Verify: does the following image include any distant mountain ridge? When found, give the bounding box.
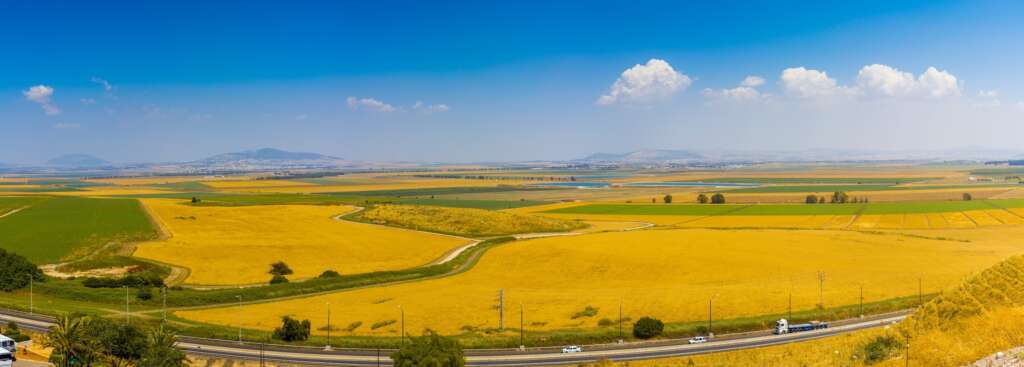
[199,148,340,163]
[579,149,703,163]
[46,154,110,167]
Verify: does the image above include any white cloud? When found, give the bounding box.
[856,64,961,98]
[780,67,850,98]
[53,122,80,129]
[91,76,114,92]
[347,96,395,112]
[740,75,765,87]
[413,101,450,114]
[597,59,691,105]
[22,85,60,115]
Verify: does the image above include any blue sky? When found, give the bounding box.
[3,0,1023,164]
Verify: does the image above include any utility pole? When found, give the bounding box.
[918,278,923,307]
[125,285,129,324]
[817,271,825,308]
[236,295,243,344]
[618,299,623,342]
[519,304,524,350]
[708,294,719,337]
[859,285,864,317]
[326,302,332,350]
[28,276,33,315]
[498,289,505,332]
[162,286,167,324]
[788,292,792,321]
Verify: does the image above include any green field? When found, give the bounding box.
[0,196,157,264]
[547,199,1024,216]
[679,177,937,184]
[970,167,1024,176]
[326,185,554,197]
[719,184,1009,193]
[0,196,44,214]
[395,198,549,210]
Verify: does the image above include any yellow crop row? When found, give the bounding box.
[133,199,468,285]
[178,227,1022,336]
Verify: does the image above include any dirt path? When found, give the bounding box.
[0,206,28,219]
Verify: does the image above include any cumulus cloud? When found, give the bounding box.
[597,59,691,105]
[347,96,395,112]
[23,85,60,115]
[91,77,114,92]
[856,64,961,98]
[740,75,765,87]
[413,101,450,114]
[780,67,851,98]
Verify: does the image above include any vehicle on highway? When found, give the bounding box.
[561,345,582,353]
[0,335,14,356]
[0,349,13,367]
[688,336,707,344]
[773,319,829,335]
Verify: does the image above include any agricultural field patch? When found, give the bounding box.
[178,227,1023,337]
[133,199,468,285]
[358,204,586,237]
[394,198,549,210]
[0,196,157,264]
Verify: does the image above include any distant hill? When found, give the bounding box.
[579,149,703,163]
[46,154,110,168]
[199,148,339,163]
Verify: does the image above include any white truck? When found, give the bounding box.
[773,318,829,335]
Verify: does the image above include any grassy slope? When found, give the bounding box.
[547,199,1024,216]
[0,196,157,263]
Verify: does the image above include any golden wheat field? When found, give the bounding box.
[199,179,312,188]
[178,226,1024,336]
[360,204,587,237]
[133,199,469,285]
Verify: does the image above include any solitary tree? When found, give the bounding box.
[710,193,726,204]
[963,193,973,201]
[269,261,294,276]
[697,193,709,204]
[391,329,465,367]
[663,194,673,204]
[805,195,818,204]
[632,317,664,339]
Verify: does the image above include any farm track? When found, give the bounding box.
[0,205,28,219]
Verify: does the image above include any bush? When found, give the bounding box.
[963,193,973,201]
[805,195,819,204]
[710,193,726,204]
[0,249,44,292]
[597,318,615,327]
[82,273,164,289]
[391,330,464,367]
[571,306,599,319]
[136,287,154,301]
[663,194,673,204]
[269,274,289,284]
[862,335,902,364]
[632,316,664,339]
[272,316,311,342]
[696,193,709,204]
[318,270,341,278]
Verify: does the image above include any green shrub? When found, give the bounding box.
[0,249,44,292]
[272,316,311,342]
[862,335,902,364]
[571,306,599,319]
[318,270,341,278]
[632,317,664,339]
[136,287,153,301]
[269,275,289,284]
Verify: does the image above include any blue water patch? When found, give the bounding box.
[622,182,761,188]
[531,182,611,188]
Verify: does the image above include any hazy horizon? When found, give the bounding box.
[4,1,1024,164]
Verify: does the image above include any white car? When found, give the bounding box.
[561,345,582,353]
[0,349,13,367]
[688,336,707,344]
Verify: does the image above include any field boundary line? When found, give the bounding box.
[671,204,753,226]
[958,211,981,228]
[0,205,28,219]
[134,199,193,286]
[982,199,1024,220]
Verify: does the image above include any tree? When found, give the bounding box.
[632,317,664,339]
[44,315,94,367]
[805,195,819,204]
[391,329,465,367]
[137,325,189,367]
[963,193,973,201]
[85,317,148,367]
[696,193,709,204]
[319,270,341,278]
[136,286,153,301]
[270,274,289,284]
[0,249,44,292]
[273,316,311,342]
[710,193,726,204]
[663,194,673,204]
[269,261,294,276]
[831,191,849,204]
[818,196,826,204]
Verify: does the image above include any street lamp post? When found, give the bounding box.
[708,294,719,337]
[28,276,33,315]
[236,295,243,344]
[519,304,524,350]
[326,302,332,350]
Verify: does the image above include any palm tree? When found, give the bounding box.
[43,315,92,367]
[138,325,189,367]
